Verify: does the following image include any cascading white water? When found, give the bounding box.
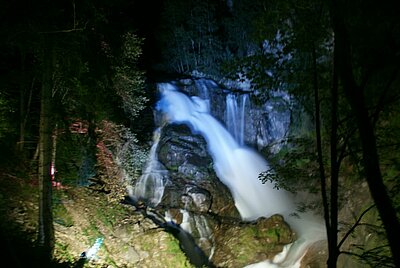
[133,128,168,206]
[240,94,248,145]
[226,93,248,145]
[194,79,211,104]
[180,188,215,260]
[157,83,292,219]
[226,94,238,141]
[156,82,325,267]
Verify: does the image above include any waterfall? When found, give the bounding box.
[226,93,248,145]
[180,187,215,260]
[156,82,325,267]
[157,82,292,219]
[132,128,167,206]
[194,79,211,102]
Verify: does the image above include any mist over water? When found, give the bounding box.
[156,82,325,267]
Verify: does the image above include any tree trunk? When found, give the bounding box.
[18,51,26,152]
[37,40,55,260]
[330,1,400,266]
[18,49,35,153]
[313,44,338,267]
[313,44,330,244]
[51,124,58,187]
[328,39,339,268]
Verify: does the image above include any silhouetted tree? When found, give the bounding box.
[330,0,400,266]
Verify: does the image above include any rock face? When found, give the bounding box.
[154,123,297,267]
[158,124,239,219]
[173,78,292,152]
[156,124,239,260]
[149,78,300,266]
[214,215,295,268]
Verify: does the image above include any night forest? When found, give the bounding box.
[1,0,400,267]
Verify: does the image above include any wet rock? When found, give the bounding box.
[158,124,210,172]
[300,240,328,268]
[186,186,211,213]
[152,89,296,267]
[255,214,294,245]
[176,77,292,152]
[155,123,241,260]
[158,124,239,219]
[213,215,295,268]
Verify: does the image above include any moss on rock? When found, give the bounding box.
[213,214,295,267]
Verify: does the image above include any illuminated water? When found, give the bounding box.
[133,128,167,206]
[156,82,325,267]
[226,93,248,145]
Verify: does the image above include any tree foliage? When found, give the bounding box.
[0,0,150,261]
[113,32,148,120]
[256,0,400,266]
[157,0,230,75]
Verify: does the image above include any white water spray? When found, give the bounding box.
[156,82,325,267]
[133,128,168,206]
[180,188,216,260]
[226,93,248,145]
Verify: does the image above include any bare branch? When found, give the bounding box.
[337,204,376,250]
[39,28,85,34]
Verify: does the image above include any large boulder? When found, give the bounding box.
[157,124,240,219]
[154,123,299,267]
[213,214,296,268]
[155,123,239,258]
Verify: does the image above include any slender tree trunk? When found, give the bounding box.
[19,83,35,152]
[330,1,400,266]
[18,51,27,152]
[343,77,400,267]
[313,45,333,267]
[51,124,58,187]
[328,40,339,268]
[18,53,26,152]
[18,49,35,153]
[37,40,55,260]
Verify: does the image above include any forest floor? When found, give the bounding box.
[0,149,388,268]
[0,168,192,268]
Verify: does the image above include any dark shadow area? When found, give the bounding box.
[0,229,76,268]
[0,225,91,268]
[0,168,85,268]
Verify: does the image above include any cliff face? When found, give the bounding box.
[152,123,297,267]
[175,78,293,152]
